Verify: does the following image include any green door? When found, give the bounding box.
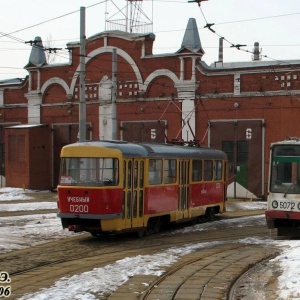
[236,164,248,188]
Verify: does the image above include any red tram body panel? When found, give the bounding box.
[57,141,228,236]
[190,182,224,207]
[144,185,178,214]
[265,210,300,229]
[58,187,123,217]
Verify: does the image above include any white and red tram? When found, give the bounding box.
[266,137,300,236]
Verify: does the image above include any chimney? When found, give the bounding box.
[215,37,224,67]
[218,37,224,63]
[253,42,261,61]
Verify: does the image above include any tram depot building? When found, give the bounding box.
[1,17,300,198]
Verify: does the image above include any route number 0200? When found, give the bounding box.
[69,204,89,213]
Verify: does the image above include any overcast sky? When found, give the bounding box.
[1,0,300,80]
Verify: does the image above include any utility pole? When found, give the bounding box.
[111,48,117,140]
[79,6,86,142]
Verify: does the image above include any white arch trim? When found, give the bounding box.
[70,47,143,94]
[143,69,179,92]
[41,77,71,96]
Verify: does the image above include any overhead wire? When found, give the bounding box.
[2,0,300,132]
[197,2,300,65]
[0,1,299,53]
[1,0,300,89]
[192,1,300,127]
[0,1,106,39]
[0,0,107,74]
[195,2,300,73]
[0,1,299,65]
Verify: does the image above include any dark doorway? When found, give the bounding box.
[210,120,264,198]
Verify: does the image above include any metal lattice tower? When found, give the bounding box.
[105,0,153,33]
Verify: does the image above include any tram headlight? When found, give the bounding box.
[272,200,278,209]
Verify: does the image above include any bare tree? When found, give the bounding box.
[44,34,58,64]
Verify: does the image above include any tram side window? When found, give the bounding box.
[98,158,119,185]
[204,160,213,181]
[127,161,132,188]
[123,161,126,188]
[192,160,202,182]
[59,157,81,185]
[60,157,119,186]
[214,160,223,180]
[149,159,162,185]
[134,161,138,188]
[139,161,144,188]
[164,159,177,184]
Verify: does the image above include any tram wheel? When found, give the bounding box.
[147,218,161,234]
[137,229,145,238]
[191,218,197,225]
[197,216,206,224]
[207,208,215,221]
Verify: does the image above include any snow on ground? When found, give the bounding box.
[0,188,299,299]
[271,240,300,299]
[0,203,56,211]
[0,214,74,252]
[226,200,267,211]
[0,188,72,252]
[0,188,50,201]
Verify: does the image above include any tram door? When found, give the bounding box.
[178,160,190,219]
[123,159,145,230]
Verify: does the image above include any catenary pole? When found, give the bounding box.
[79,6,86,142]
[111,48,117,140]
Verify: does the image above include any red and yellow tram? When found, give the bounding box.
[57,141,228,236]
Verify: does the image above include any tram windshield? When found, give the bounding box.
[270,145,300,193]
[59,157,119,186]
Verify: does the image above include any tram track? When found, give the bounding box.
[133,243,278,300]
[138,244,245,300]
[0,185,278,299]
[7,223,268,277]
[1,213,280,299]
[108,234,279,300]
[2,212,267,273]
